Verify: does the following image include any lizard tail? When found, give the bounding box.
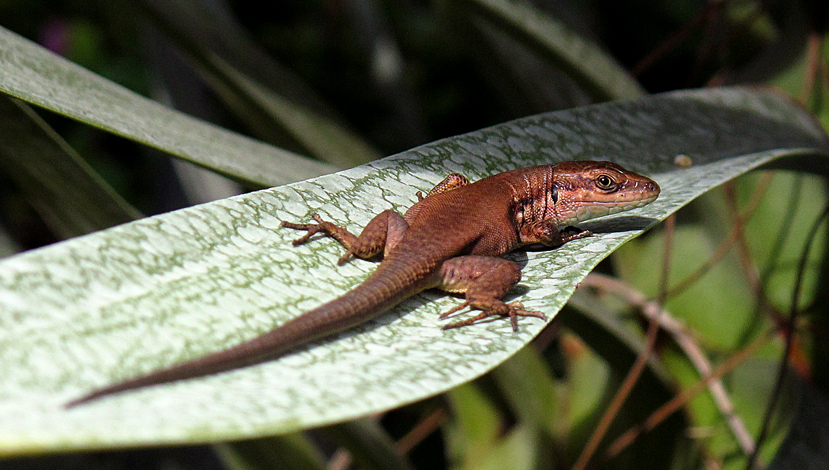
[66,264,428,408]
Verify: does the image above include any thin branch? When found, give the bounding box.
[632,0,727,77]
[571,215,676,470]
[329,405,449,469]
[745,204,829,469]
[687,0,727,87]
[328,449,352,470]
[800,31,824,103]
[724,179,812,382]
[724,181,765,300]
[584,273,756,455]
[604,328,774,461]
[701,0,769,86]
[664,174,772,300]
[739,174,805,347]
[396,407,450,454]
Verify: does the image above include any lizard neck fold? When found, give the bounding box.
[504,165,559,232]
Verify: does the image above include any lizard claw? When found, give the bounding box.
[336,250,354,265]
[438,301,470,320]
[281,213,323,245]
[559,227,592,244]
[505,301,546,331]
[281,213,338,247]
[441,301,545,332]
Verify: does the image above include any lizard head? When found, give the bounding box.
[551,160,660,225]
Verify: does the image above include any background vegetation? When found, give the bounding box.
[0,0,827,469]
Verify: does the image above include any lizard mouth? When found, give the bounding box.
[584,194,658,206]
[566,194,659,224]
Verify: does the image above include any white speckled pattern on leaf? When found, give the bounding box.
[0,88,826,455]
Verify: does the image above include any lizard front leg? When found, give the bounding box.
[519,219,591,247]
[436,256,545,332]
[281,210,408,265]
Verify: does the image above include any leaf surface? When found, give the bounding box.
[0,87,826,455]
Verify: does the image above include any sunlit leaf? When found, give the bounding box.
[0,87,826,455]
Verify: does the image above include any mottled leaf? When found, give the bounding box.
[0,87,826,455]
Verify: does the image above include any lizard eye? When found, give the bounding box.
[595,174,617,191]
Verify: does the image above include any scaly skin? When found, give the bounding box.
[66,161,659,407]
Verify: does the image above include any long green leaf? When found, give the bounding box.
[323,419,415,470]
[0,97,140,238]
[460,0,646,101]
[768,381,829,469]
[214,433,327,470]
[138,0,381,167]
[0,26,333,186]
[0,88,826,455]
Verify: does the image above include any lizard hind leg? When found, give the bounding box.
[281,210,408,265]
[436,256,545,332]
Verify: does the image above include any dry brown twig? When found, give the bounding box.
[583,273,756,456]
[571,215,676,470]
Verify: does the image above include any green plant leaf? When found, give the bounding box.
[0,223,20,259]
[323,419,415,470]
[0,87,826,455]
[0,26,334,187]
[214,433,326,470]
[561,292,684,465]
[472,425,541,470]
[458,0,646,101]
[768,380,829,470]
[445,382,504,467]
[492,347,562,440]
[138,0,381,167]
[0,97,140,238]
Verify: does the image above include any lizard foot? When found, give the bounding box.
[281,214,358,264]
[560,227,592,244]
[441,301,545,332]
[281,213,330,245]
[282,212,401,266]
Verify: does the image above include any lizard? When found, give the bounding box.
[66,160,660,408]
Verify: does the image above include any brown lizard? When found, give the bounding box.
[66,160,659,408]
